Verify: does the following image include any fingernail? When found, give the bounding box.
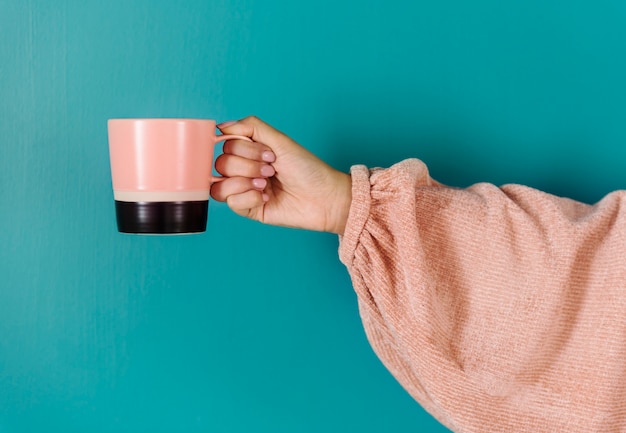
[262,151,276,162]
[252,178,267,189]
[217,120,237,129]
[260,165,275,177]
[262,193,270,202]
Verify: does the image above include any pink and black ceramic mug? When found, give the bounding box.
[107,118,251,234]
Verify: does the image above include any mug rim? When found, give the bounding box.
[108,118,216,123]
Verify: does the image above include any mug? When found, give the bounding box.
[107,118,251,234]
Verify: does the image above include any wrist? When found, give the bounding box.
[326,171,352,235]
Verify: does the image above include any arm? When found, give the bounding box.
[341,159,626,432]
[212,116,626,431]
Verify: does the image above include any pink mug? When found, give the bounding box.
[107,118,251,234]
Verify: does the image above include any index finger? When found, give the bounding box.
[222,139,276,163]
[218,116,295,157]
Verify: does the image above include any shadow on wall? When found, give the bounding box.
[322,88,619,205]
[323,89,481,182]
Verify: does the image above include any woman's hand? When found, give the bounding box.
[210,116,352,235]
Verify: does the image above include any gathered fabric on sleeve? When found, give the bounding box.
[339,159,626,433]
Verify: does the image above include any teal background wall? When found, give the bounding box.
[2,0,626,431]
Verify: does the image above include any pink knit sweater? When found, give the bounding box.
[339,159,626,432]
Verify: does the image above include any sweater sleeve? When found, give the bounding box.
[339,159,626,433]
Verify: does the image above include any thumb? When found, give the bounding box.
[217,116,297,157]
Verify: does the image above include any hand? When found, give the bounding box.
[211,116,352,235]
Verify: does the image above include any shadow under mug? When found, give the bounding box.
[108,118,251,234]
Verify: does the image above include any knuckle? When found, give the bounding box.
[225,189,262,212]
[225,195,237,209]
[243,115,260,124]
[210,184,224,202]
[213,154,227,172]
[222,140,234,154]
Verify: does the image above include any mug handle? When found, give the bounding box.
[211,134,254,183]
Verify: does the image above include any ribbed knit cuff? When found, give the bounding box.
[338,165,372,269]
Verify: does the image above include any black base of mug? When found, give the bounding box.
[115,201,208,234]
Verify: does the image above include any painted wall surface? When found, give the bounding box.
[2,0,626,431]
